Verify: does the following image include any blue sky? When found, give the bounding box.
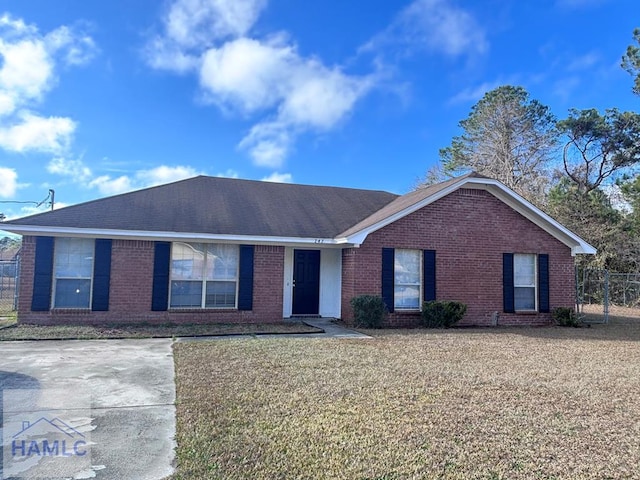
[0,0,638,224]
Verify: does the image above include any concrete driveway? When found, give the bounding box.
[0,339,175,480]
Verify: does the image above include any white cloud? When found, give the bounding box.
[199,34,373,127]
[237,120,291,168]
[88,175,133,196]
[0,112,76,153]
[48,157,202,196]
[0,13,96,154]
[45,25,98,66]
[552,75,581,102]
[144,37,200,73]
[0,13,38,37]
[198,35,373,166]
[47,156,91,182]
[566,51,600,72]
[145,0,267,73]
[0,166,18,197]
[279,63,371,129]
[200,38,373,167]
[262,172,292,183]
[0,15,96,114]
[362,0,488,58]
[0,35,53,109]
[166,0,266,47]
[199,37,294,112]
[88,165,200,195]
[146,0,375,168]
[136,165,200,185]
[216,168,239,178]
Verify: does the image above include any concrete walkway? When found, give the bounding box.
[298,318,372,338]
[175,318,371,343]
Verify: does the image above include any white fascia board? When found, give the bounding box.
[341,176,597,255]
[1,225,347,248]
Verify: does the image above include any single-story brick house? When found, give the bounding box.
[2,172,595,326]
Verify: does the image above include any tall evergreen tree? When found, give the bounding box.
[621,27,640,95]
[557,108,640,195]
[437,85,557,205]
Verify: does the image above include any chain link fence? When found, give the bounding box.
[576,268,640,323]
[0,258,19,315]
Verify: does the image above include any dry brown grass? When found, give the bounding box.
[173,321,640,479]
[0,321,320,341]
[582,303,640,325]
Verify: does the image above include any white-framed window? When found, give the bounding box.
[394,249,421,310]
[170,242,239,308]
[514,253,536,311]
[53,238,94,308]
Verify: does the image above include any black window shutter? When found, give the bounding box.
[503,253,515,313]
[152,242,171,311]
[92,239,112,311]
[538,254,550,313]
[238,245,254,311]
[382,248,395,313]
[32,236,54,311]
[423,250,436,302]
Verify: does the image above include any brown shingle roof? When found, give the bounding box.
[5,176,399,238]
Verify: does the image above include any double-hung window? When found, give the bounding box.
[170,242,239,308]
[394,249,422,310]
[53,238,94,308]
[513,253,537,311]
[382,248,436,313]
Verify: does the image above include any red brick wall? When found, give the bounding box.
[17,238,284,325]
[341,188,576,327]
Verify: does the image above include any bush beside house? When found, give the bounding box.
[350,295,387,328]
[421,301,467,328]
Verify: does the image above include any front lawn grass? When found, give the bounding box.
[0,321,321,341]
[172,319,640,479]
[0,312,16,328]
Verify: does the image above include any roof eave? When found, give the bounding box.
[1,225,347,248]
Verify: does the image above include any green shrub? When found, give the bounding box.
[421,301,467,328]
[552,307,580,327]
[350,295,387,328]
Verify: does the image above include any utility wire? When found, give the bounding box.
[0,189,55,217]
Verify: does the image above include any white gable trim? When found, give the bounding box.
[338,177,596,256]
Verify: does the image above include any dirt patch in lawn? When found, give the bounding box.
[0,321,321,341]
[172,323,640,479]
[581,303,640,323]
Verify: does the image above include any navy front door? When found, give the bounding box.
[292,250,320,315]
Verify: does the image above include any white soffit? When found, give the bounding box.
[0,225,345,248]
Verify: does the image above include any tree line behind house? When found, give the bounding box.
[419,28,640,273]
